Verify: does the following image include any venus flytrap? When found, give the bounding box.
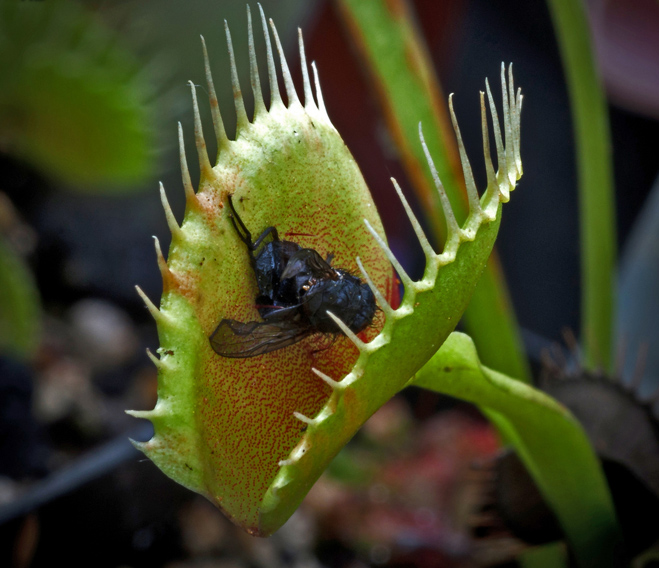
[126,9,621,563]
[130,6,393,534]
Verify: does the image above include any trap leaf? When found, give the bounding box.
[130,8,525,537]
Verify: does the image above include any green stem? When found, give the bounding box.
[545,0,616,370]
[411,332,624,568]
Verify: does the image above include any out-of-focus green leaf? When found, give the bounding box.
[0,237,40,359]
[336,0,530,382]
[545,0,617,371]
[0,0,156,190]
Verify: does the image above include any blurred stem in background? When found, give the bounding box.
[546,0,617,372]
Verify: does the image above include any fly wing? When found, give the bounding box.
[209,318,313,358]
[280,248,334,281]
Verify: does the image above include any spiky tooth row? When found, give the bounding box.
[365,63,523,304]
[139,6,340,336]
[194,4,331,171]
[145,58,521,400]
[149,4,335,262]
[143,3,339,332]
[281,63,523,470]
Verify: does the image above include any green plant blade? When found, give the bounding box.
[0,237,40,359]
[411,332,624,568]
[545,0,617,370]
[0,0,156,189]
[336,0,530,382]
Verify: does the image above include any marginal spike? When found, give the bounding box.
[258,3,281,108]
[146,348,164,369]
[298,28,315,110]
[500,63,511,132]
[326,311,365,351]
[159,182,183,240]
[247,5,265,117]
[390,178,436,259]
[364,219,414,291]
[177,122,197,205]
[480,92,499,202]
[128,440,147,454]
[508,64,520,174]
[514,88,523,176]
[501,64,515,186]
[152,235,170,278]
[224,20,249,130]
[269,18,299,107]
[311,367,340,389]
[200,35,229,152]
[311,62,329,119]
[510,62,517,91]
[418,124,461,238]
[126,410,152,420]
[290,441,310,460]
[293,411,314,425]
[355,257,393,318]
[485,79,507,190]
[187,82,215,181]
[448,95,481,215]
[135,285,162,323]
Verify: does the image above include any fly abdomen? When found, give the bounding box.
[304,271,376,334]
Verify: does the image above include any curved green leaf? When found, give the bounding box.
[412,332,624,568]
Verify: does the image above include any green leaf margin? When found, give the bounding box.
[336,0,530,381]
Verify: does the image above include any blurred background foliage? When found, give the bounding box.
[0,0,657,567]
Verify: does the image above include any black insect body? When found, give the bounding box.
[209,197,377,358]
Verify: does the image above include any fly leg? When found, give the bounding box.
[228,195,279,255]
[227,195,254,248]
